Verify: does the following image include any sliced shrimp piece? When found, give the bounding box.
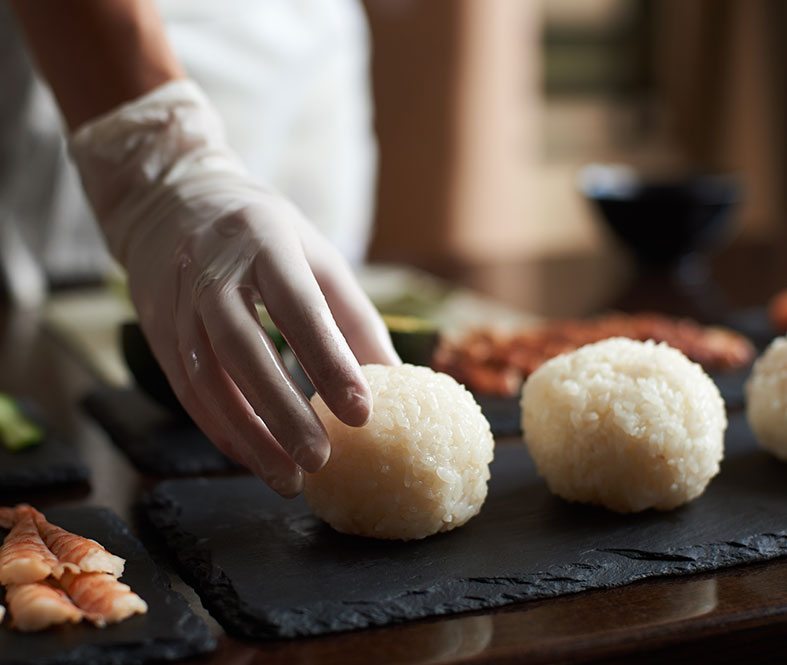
[0,603,6,624]
[0,506,15,530]
[0,506,76,585]
[5,582,84,632]
[33,510,124,577]
[60,571,147,627]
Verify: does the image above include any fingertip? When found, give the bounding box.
[337,389,373,427]
[268,467,305,498]
[292,437,330,474]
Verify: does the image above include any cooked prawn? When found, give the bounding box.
[33,510,124,577]
[0,506,76,585]
[59,571,147,627]
[5,582,84,632]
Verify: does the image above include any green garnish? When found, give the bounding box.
[382,314,440,366]
[0,394,43,452]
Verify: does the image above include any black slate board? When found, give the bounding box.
[142,412,787,640]
[82,388,242,476]
[0,400,89,493]
[0,506,215,665]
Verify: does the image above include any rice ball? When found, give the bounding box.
[304,364,494,540]
[521,338,726,513]
[745,335,787,459]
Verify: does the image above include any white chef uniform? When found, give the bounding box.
[0,0,377,305]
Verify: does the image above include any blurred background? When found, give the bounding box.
[361,0,786,317]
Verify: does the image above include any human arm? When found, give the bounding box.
[9,0,399,496]
[8,0,182,130]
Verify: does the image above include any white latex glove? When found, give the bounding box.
[70,79,399,497]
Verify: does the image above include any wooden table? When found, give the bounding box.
[1,242,787,665]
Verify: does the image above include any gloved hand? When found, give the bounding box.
[70,79,399,497]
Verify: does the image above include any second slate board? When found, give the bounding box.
[0,400,89,494]
[82,388,242,476]
[0,506,215,665]
[142,413,787,641]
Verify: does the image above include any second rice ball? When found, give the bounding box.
[521,338,726,513]
[304,364,494,540]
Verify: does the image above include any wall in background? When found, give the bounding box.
[363,0,785,283]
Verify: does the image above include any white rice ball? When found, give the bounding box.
[304,364,494,540]
[745,335,787,460]
[521,338,726,513]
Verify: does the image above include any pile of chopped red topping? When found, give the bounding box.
[433,312,756,397]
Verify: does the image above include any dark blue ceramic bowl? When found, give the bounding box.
[578,164,742,266]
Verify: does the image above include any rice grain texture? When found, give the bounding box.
[304,364,494,540]
[745,335,787,460]
[521,338,726,513]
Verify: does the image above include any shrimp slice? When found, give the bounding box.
[0,603,6,624]
[0,506,15,530]
[33,510,125,577]
[0,507,76,585]
[5,582,84,632]
[59,571,147,627]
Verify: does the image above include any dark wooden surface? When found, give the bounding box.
[1,242,787,665]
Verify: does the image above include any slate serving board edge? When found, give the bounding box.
[142,486,787,641]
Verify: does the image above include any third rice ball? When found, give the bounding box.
[304,364,494,540]
[521,338,726,513]
[745,335,787,460]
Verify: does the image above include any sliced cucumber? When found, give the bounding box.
[0,394,43,452]
[382,314,440,367]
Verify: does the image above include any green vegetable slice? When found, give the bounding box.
[0,393,44,452]
[381,314,440,366]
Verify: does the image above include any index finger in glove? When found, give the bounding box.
[251,237,373,428]
[307,241,400,367]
